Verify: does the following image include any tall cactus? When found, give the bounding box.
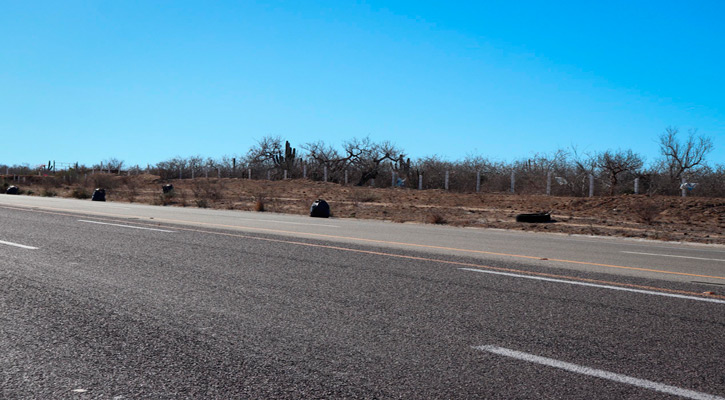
[273,141,297,171]
[394,155,411,176]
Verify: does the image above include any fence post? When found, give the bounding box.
[324,166,328,182]
[217,168,221,179]
[392,170,396,187]
[205,168,209,179]
[191,165,194,180]
[634,178,639,194]
[589,174,594,197]
[179,167,182,180]
[267,170,271,180]
[418,174,423,190]
[284,170,288,180]
[445,170,449,190]
[345,170,348,185]
[546,171,552,196]
[371,178,375,187]
[510,170,515,194]
[303,163,307,179]
[681,177,686,197]
[476,171,481,193]
[248,168,252,180]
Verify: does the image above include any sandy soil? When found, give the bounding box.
[11,174,725,245]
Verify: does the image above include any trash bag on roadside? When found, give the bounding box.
[515,212,551,223]
[6,186,19,195]
[310,199,330,218]
[92,188,106,202]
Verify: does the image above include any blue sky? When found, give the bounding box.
[2,1,723,168]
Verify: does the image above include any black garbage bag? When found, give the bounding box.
[162,184,174,194]
[92,188,106,202]
[310,199,330,218]
[515,212,551,223]
[6,186,19,195]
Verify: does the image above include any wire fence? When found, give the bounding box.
[3,158,724,197]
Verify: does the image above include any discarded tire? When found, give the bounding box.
[310,199,330,218]
[92,188,106,202]
[6,186,19,195]
[162,184,174,194]
[515,212,551,223]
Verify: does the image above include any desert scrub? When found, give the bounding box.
[254,193,266,212]
[426,213,447,225]
[71,186,91,199]
[192,179,225,202]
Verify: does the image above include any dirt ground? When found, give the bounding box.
[10,174,725,245]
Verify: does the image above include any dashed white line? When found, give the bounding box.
[0,240,38,250]
[474,345,725,400]
[622,251,725,262]
[459,268,725,304]
[78,220,175,232]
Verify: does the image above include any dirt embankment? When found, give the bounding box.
[6,174,725,245]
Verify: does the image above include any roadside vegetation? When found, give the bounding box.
[2,127,723,245]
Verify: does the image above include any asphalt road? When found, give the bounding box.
[1,195,724,398]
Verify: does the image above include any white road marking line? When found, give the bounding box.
[474,345,725,400]
[0,240,38,250]
[622,251,725,262]
[459,268,725,304]
[78,220,175,232]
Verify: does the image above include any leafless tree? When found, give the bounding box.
[246,136,283,168]
[595,149,643,195]
[564,146,598,196]
[342,137,403,186]
[97,158,124,173]
[303,141,344,169]
[659,127,713,182]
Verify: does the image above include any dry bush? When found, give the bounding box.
[71,186,91,199]
[91,173,117,190]
[192,179,225,202]
[41,176,61,190]
[254,193,266,212]
[195,199,209,208]
[427,213,447,224]
[633,199,663,224]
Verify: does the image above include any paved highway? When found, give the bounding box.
[1,195,724,398]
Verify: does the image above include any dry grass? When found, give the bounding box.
[633,199,663,224]
[9,174,725,244]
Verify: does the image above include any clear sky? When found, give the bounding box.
[2,1,723,168]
